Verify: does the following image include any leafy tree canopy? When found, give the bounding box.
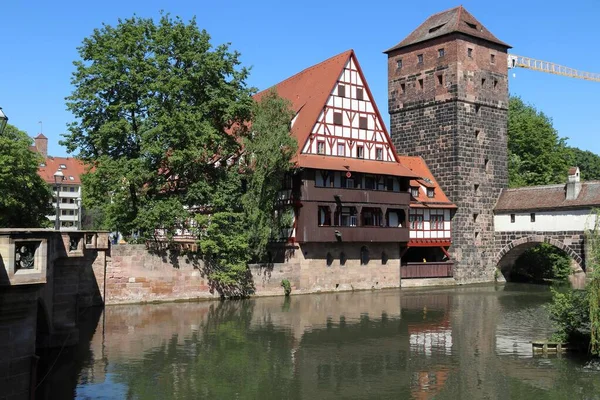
[0,124,53,227]
[508,96,573,187]
[63,14,296,291]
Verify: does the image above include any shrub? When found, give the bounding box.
[281,279,291,296]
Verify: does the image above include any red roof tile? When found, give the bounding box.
[495,182,600,212]
[385,6,510,53]
[38,156,88,185]
[295,154,419,178]
[397,156,456,208]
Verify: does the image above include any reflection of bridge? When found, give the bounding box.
[493,168,598,276]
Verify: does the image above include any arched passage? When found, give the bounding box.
[495,235,585,281]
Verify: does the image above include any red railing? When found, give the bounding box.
[401,262,453,279]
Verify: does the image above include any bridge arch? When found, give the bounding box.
[495,235,585,278]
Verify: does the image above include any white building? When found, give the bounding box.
[31,134,85,230]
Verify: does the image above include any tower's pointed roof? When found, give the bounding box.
[384,6,510,53]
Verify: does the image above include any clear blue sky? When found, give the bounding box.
[1,0,599,157]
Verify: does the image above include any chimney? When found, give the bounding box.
[34,133,48,158]
[566,166,581,200]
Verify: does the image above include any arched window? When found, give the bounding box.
[360,246,370,265]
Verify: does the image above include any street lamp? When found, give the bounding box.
[0,107,8,135]
[53,169,64,230]
[75,197,82,230]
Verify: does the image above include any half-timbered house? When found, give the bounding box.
[256,50,426,287]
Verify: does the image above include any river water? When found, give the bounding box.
[36,283,600,399]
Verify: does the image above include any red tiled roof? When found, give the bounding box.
[384,6,510,53]
[38,156,88,185]
[397,156,456,208]
[495,182,600,212]
[254,50,353,158]
[295,154,420,178]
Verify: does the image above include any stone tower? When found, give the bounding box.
[385,6,510,283]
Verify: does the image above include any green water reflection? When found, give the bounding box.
[40,284,600,399]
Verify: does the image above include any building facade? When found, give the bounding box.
[386,6,510,283]
[32,134,85,230]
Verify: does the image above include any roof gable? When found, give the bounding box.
[254,50,417,178]
[385,6,510,53]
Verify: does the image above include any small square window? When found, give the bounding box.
[375,148,383,160]
[411,187,419,197]
[333,112,343,125]
[417,54,423,64]
[510,214,515,223]
[530,213,536,222]
[359,117,368,130]
[357,146,364,159]
[418,79,424,90]
[467,48,473,58]
[356,88,364,100]
[427,188,434,198]
[337,142,345,157]
[396,59,403,69]
[317,141,325,154]
[400,83,406,94]
[491,54,496,64]
[438,48,445,57]
[338,84,346,97]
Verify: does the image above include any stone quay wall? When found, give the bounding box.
[101,242,404,304]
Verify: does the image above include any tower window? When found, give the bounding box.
[356,88,364,100]
[417,54,423,64]
[484,159,489,172]
[438,48,445,57]
[473,213,478,222]
[475,129,480,140]
[491,54,496,64]
[474,183,480,193]
[400,83,406,94]
[359,116,368,130]
[530,213,536,222]
[418,79,424,90]
[481,78,486,86]
[467,48,473,58]
[437,74,443,86]
[333,112,343,125]
[317,141,325,154]
[338,84,346,97]
[494,79,498,89]
[396,59,403,69]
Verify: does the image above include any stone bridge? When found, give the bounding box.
[0,229,109,399]
[493,231,586,274]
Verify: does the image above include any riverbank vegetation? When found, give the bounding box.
[62,14,296,291]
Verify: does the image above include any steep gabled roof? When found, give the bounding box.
[254,50,353,155]
[384,6,510,53]
[397,156,456,208]
[254,50,419,178]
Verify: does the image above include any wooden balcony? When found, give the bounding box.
[297,225,409,243]
[302,185,411,205]
[401,262,454,279]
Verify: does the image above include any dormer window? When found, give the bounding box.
[411,187,419,197]
[69,176,75,181]
[60,164,67,169]
[427,188,434,198]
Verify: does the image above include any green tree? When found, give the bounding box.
[63,14,295,291]
[508,96,573,187]
[0,124,53,227]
